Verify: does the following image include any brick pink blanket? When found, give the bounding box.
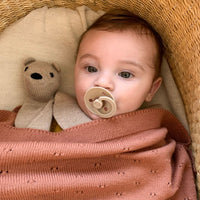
[0,108,197,200]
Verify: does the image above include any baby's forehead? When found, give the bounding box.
[82,28,157,44]
[80,29,158,53]
[78,29,159,58]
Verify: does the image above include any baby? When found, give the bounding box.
[1,9,197,199]
[72,10,197,198]
[75,9,163,119]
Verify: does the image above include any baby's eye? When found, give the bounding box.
[118,71,133,79]
[86,66,98,73]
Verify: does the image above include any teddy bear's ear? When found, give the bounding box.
[52,63,61,73]
[24,57,36,66]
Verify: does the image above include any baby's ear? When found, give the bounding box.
[145,77,162,102]
[24,57,36,66]
[52,63,61,73]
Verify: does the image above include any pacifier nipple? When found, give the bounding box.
[84,87,117,118]
[93,99,103,109]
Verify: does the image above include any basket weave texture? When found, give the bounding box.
[0,0,200,196]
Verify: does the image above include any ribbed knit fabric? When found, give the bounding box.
[0,108,197,200]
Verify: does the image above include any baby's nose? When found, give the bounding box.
[94,75,114,91]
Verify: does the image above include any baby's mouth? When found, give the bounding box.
[84,87,117,118]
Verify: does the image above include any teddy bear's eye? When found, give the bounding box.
[24,66,29,72]
[50,72,54,78]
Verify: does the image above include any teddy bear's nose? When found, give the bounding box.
[31,73,43,80]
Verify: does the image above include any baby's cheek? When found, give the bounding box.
[76,94,85,112]
[75,80,84,92]
[116,96,137,114]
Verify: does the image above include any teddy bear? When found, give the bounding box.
[15,58,91,131]
[14,58,61,131]
[23,58,61,102]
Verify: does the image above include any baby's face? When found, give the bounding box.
[75,30,161,119]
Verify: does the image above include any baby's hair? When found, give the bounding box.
[77,9,163,78]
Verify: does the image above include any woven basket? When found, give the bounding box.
[0,0,200,196]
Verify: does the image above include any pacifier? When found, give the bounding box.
[84,87,117,118]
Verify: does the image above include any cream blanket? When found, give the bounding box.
[15,92,91,131]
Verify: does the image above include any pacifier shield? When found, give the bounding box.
[84,87,117,118]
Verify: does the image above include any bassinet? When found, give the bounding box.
[0,0,199,197]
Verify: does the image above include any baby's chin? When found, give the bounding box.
[86,109,120,120]
[84,105,130,120]
[86,111,101,120]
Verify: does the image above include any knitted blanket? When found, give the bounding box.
[0,108,197,200]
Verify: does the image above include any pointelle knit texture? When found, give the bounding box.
[0,108,197,200]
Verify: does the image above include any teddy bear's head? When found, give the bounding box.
[23,58,61,102]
